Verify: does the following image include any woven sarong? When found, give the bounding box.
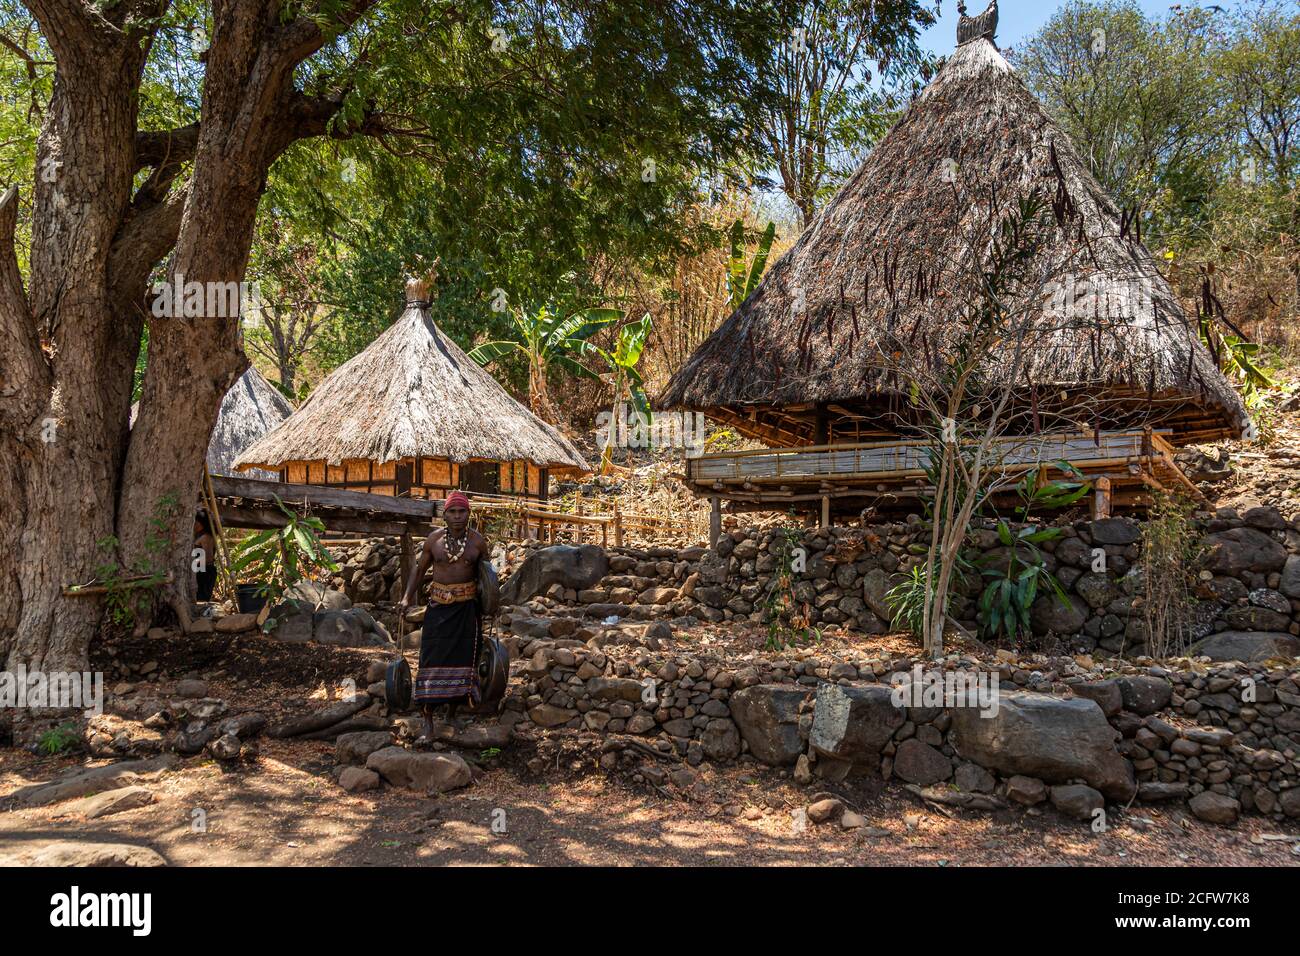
[414,596,480,705]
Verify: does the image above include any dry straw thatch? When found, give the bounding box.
[235,279,590,476]
[661,33,1247,445]
[131,364,293,481]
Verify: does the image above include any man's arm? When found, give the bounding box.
[399,534,435,609]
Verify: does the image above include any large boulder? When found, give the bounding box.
[1029,593,1087,636]
[1050,784,1105,821]
[501,545,610,606]
[728,685,812,766]
[313,609,389,647]
[0,841,167,867]
[1201,527,1287,575]
[364,746,472,793]
[950,691,1135,800]
[808,683,904,765]
[1189,631,1300,662]
[1086,518,1141,546]
[1188,791,1240,825]
[860,569,899,623]
[1280,555,1300,600]
[892,739,952,785]
[1114,675,1172,715]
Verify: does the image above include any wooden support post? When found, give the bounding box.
[820,495,831,529]
[613,500,624,548]
[399,525,414,647]
[709,496,721,547]
[1094,476,1113,519]
[813,401,829,445]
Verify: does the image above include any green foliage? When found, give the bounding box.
[885,565,929,638]
[761,524,820,651]
[1015,0,1223,247]
[82,492,180,628]
[468,303,617,418]
[1199,317,1277,408]
[251,0,800,375]
[976,464,1090,643]
[753,0,934,221]
[725,219,775,311]
[226,496,339,609]
[37,721,80,756]
[591,311,655,469]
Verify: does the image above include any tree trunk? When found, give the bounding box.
[1,18,147,672]
[118,0,297,614]
[5,0,376,673]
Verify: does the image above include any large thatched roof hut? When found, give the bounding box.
[235,277,589,500]
[661,13,1247,450]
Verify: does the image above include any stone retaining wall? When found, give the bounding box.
[519,505,1300,660]
[498,631,1300,825]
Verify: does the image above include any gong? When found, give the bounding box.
[384,656,413,711]
[468,635,508,714]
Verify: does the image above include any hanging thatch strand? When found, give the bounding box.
[659,37,1246,442]
[236,279,590,475]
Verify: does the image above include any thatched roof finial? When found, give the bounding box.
[404,256,441,304]
[957,0,998,47]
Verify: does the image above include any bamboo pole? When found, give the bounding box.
[202,470,236,602]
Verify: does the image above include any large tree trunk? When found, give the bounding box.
[3,0,377,676]
[1,16,146,672]
[118,0,326,611]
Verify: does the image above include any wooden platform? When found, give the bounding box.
[685,429,1201,520]
[209,475,440,537]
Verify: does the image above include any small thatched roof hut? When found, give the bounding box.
[661,13,1247,448]
[235,277,589,499]
[131,364,293,481]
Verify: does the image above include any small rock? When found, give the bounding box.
[807,798,844,825]
[1188,791,1240,826]
[338,767,380,793]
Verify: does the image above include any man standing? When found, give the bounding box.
[398,491,487,734]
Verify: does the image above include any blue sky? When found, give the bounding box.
[916,0,1253,57]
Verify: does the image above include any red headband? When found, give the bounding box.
[445,492,470,512]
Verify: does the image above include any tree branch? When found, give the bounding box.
[24,0,120,63]
[270,0,378,66]
[135,123,201,172]
[0,186,49,422]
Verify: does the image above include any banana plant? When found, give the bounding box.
[468,304,619,422]
[226,496,338,608]
[1198,316,1276,409]
[726,219,776,311]
[584,312,654,472]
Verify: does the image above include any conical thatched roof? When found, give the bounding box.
[235,280,590,476]
[661,34,1247,445]
[131,364,294,480]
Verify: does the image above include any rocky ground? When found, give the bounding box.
[2,615,1299,867]
[5,385,1300,867]
[3,721,1299,867]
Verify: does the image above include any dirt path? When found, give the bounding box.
[3,745,1298,866]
